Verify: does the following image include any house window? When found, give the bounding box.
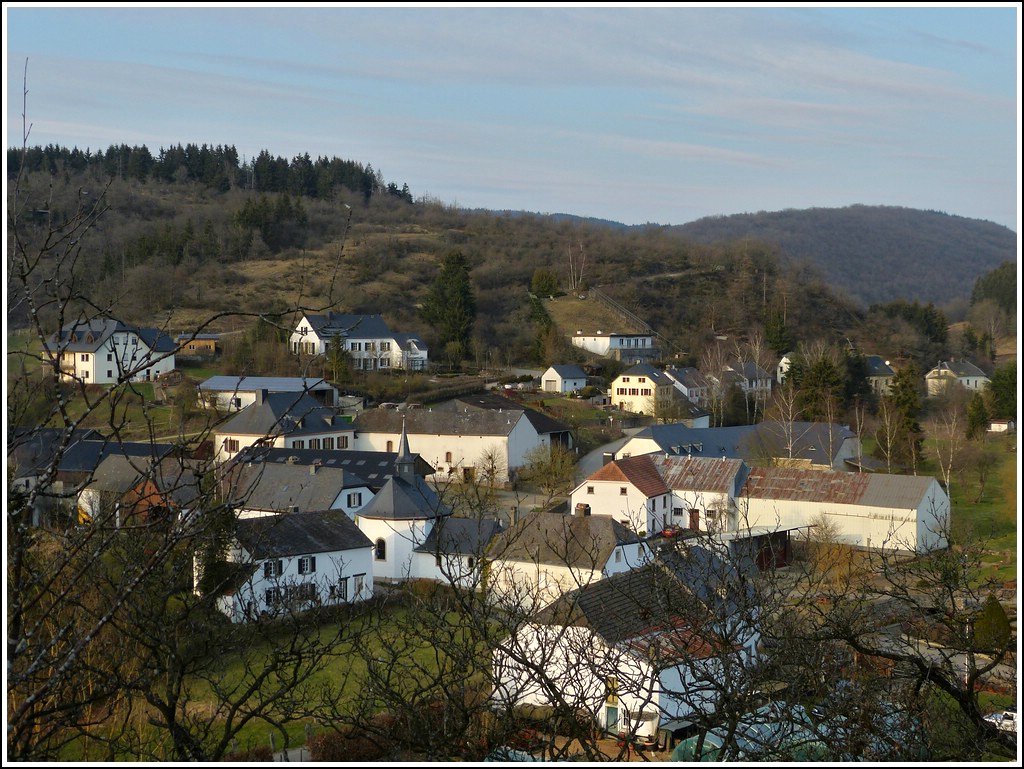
[380,341,391,351]
[354,573,365,596]
[263,559,284,579]
[351,342,362,351]
[292,440,305,449]
[338,436,349,449]
[620,487,628,496]
[107,370,113,379]
[387,440,394,452]
[309,438,321,450]
[297,556,316,575]
[347,492,362,508]
[375,539,386,561]
[435,553,443,568]
[673,507,684,517]
[230,396,242,409]
[265,587,282,607]
[107,353,113,361]
[331,578,348,602]
[615,550,622,564]
[445,451,453,464]
[468,557,475,569]
[224,438,240,453]
[323,437,335,450]
[80,353,90,362]
[587,486,595,495]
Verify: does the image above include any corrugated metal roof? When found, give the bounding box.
[742,467,933,509]
[651,454,746,494]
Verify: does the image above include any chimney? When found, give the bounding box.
[256,389,267,405]
[309,464,317,475]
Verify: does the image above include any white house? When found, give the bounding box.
[485,509,651,609]
[925,359,991,397]
[740,466,949,553]
[664,366,711,407]
[609,364,676,415]
[211,509,374,623]
[571,329,658,363]
[43,318,176,385]
[351,394,572,485]
[213,390,356,464]
[572,454,749,537]
[491,549,760,742]
[198,376,339,411]
[541,364,588,394]
[290,312,428,371]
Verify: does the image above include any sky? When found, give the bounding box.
[4,3,1021,231]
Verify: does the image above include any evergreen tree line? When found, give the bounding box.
[7,142,413,204]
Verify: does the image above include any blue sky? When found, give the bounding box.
[4,4,1020,230]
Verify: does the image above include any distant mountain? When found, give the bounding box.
[664,205,1016,308]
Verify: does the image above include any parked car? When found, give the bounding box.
[984,706,1017,734]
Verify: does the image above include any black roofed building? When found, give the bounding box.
[290,312,428,371]
[211,508,374,623]
[352,394,572,484]
[491,544,760,744]
[485,507,651,610]
[213,390,355,463]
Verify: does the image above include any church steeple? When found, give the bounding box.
[395,416,415,482]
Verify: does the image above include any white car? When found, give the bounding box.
[984,707,1017,734]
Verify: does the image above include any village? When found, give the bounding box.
[9,296,1015,762]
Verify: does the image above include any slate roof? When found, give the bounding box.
[619,363,673,386]
[864,356,895,377]
[627,421,855,464]
[487,510,641,569]
[927,359,989,379]
[222,461,368,512]
[741,466,936,509]
[304,312,395,339]
[353,398,570,439]
[219,392,350,438]
[231,446,434,483]
[56,439,177,478]
[547,364,587,380]
[44,318,174,354]
[664,366,710,391]
[199,376,331,393]
[234,509,372,559]
[728,360,771,382]
[533,548,739,661]
[356,473,451,521]
[415,516,505,556]
[8,427,102,478]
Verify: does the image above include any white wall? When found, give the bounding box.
[742,482,949,553]
[570,479,654,532]
[356,515,431,582]
[218,544,374,623]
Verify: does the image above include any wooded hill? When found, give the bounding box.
[666,205,1016,308]
[7,143,1017,373]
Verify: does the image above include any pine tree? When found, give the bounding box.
[420,250,476,355]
